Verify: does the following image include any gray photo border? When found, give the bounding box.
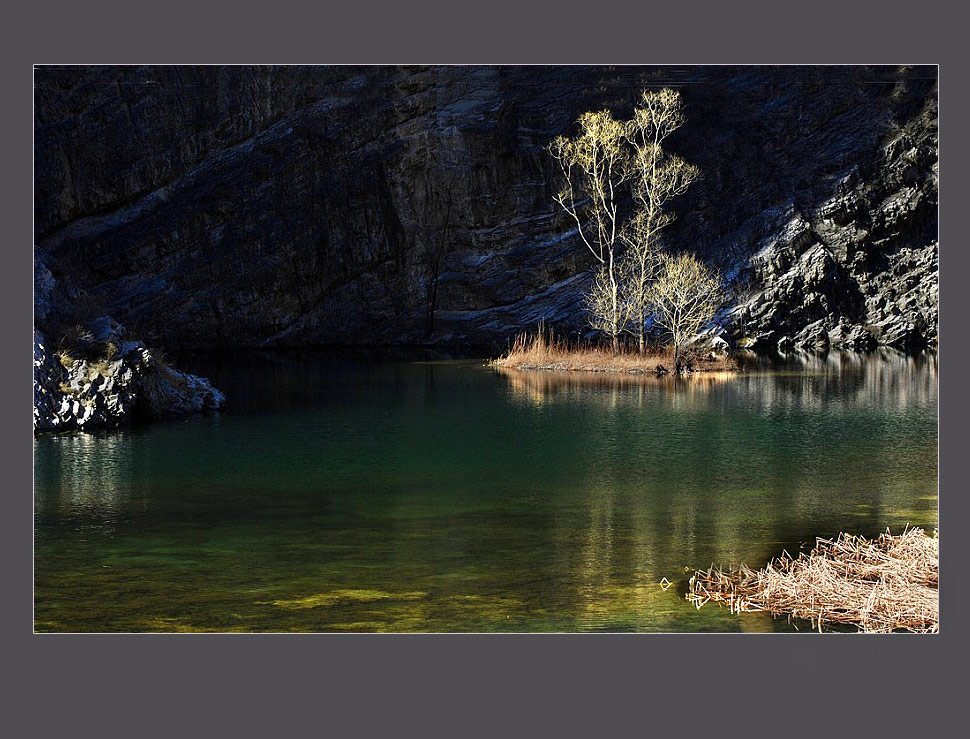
[4,0,965,735]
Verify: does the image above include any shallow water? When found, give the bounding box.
[34,349,938,632]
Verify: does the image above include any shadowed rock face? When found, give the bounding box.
[35,65,938,350]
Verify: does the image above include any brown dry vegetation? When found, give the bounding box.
[491,331,737,374]
[687,528,939,633]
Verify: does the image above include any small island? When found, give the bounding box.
[491,329,736,376]
[492,88,734,376]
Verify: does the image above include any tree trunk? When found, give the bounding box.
[609,255,619,356]
[638,325,645,356]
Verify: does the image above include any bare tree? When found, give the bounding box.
[624,89,700,355]
[550,111,633,354]
[619,211,661,352]
[584,255,636,349]
[649,253,724,373]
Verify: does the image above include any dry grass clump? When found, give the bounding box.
[491,330,736,374]
[687,528,938,633]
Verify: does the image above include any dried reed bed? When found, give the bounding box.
[491,330,737,374]
[687,528,938,633]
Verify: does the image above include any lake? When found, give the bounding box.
[33,349,938,632]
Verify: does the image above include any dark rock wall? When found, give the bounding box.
[34,65,938,350]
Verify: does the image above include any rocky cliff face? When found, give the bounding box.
[722,96,938,352]
[34,65,938,351]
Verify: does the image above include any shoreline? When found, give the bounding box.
[490,348,739,376]
[490,331,739,376]
[490,359,739,375]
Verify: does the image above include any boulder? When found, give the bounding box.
[33,322,224,434]
[793,320,830,351]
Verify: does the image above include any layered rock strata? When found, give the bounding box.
[34,66,938,352]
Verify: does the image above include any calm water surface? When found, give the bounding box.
[34,349,938,632]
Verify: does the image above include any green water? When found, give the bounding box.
[34,349,938,632]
